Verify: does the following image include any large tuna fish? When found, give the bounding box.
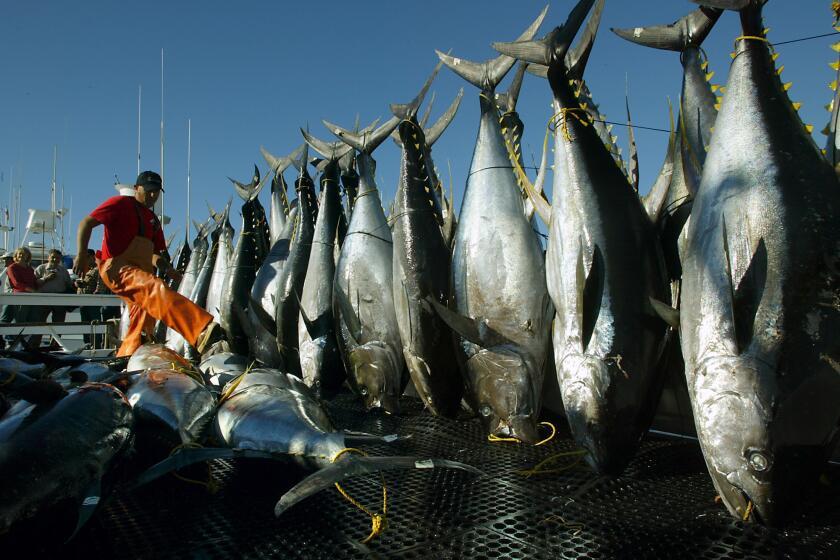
[0,383,133,539]
[390,66,465,417]
[268,148,319,376]
[221,166,267,355]
[677,0,840,525]
[190,204,228,311]
[205,199,235,323]
[261,145,304,246]
[134,368,480,542]
[326,116,406,413]
[435,5,552,443]
[166,220,211,354]
[296,132,351,399]
[494,0,670,473]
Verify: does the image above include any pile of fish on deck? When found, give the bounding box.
[3,0,840,542]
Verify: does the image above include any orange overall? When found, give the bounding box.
[98,204,212,356]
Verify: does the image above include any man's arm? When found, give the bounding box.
[73,216,101,276]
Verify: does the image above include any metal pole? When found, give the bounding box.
[187,118,191,239]
[137,85,142,176]
[159,48,165,221]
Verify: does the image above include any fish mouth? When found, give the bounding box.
[715,482,769,525]
[367,393,401,415]
[489,415,540,444]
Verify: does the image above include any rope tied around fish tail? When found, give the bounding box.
[169,442,220,494]
[516,449,588,478]
[733,35,775,60]
[332,447,388,544]
[548,108,590,143]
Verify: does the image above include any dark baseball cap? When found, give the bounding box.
[136,170,164,192]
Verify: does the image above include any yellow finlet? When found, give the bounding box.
[832,42,840,53]
[792,102,802,111]
[715,103,721,111]
[705,71,715,82]
[783,82,793,92]
[806,124,814,133]
[831,61,840,71]
[763,27,771,36]
[776,65,784,76]
[711,84,720,93]
[772,53,780,62]
[823,125,832,136]
[701,61,709,71]
[414,143,421,150]
[831,80,838,92]
[719,86,727,94]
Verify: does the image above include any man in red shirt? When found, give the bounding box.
[73,171,222,356]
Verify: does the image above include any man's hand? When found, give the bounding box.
[73,252,88,276]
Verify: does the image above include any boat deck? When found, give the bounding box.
[60,392,840,559]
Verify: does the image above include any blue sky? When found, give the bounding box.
[0,1,834,254]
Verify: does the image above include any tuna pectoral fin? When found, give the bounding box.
[733,238,767,353]
[132,448,279,489]
[334,285,363,344]
[249,294,277,337]
[577,244,605,353]
[426,298,511,348]
[650,297,680,329]
[66,478,102,543]
[5,377,68,404]
[274,456,482,516]
[343,431,411,445]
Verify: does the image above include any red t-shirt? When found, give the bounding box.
[89,196,166,260]
[7,262,37,293]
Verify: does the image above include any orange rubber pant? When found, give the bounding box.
[99,260,213,357]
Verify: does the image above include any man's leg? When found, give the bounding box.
[99,262,213,352]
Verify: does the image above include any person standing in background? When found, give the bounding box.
[76,248,104,347]
[7,247,50,348]
[0,252,15,348]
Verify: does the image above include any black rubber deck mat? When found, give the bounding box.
[50,391,840,559]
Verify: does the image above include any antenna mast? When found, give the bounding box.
[186,118,191,239]
[137,85,142,176]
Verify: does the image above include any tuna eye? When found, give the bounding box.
[479,405,492,417]
[359,386,369,396]
[749,451,769,472]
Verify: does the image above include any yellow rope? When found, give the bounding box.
[168,361,204,385]
[0,370,15,387]
[331,448,388,544]
[534,422,556,446]
[487,433,521,444]
[169,442,219,494]
[516,449,588,478]
[743,500,754,521]
[219,372,246,403]
[548,108,590,142]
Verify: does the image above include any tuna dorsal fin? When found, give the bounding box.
[509,128,551,226]
[324,115,400,155]
[390,61,441,120]
[334,285,362,346]
[577,242,605,353]
[493,0,596,68]
[642,98,677,221]
[274,455,481,517]
[733,237,767,353]
[611,7,722,52]
[436,5,547,92]
[425,88,464,147]
[567,0,605,80]
[626,83,640,192]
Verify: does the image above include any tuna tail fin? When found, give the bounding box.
[390,60,441,120]
[436,5,547,92]
[493,0,595,67]
[566,0,604,80]
[274,455,482,517]
[425,88,464,147]
[261,144,303,177]
[689,0,766,10]
[419,90,436,129]
[291,141,309,173]
[132,447,280,489]
[611,6,722,52]
[229,164,266,202]
[301,128,354,162]
[626,82,640,192]
[324,115,400,155]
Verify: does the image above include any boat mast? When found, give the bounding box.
[186,118,191,241]
[137,84,142,176]
[158,47,165,220]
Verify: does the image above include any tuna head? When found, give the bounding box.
[348,341,404,414]
[693,355,779,525]
[469,346,541,444]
